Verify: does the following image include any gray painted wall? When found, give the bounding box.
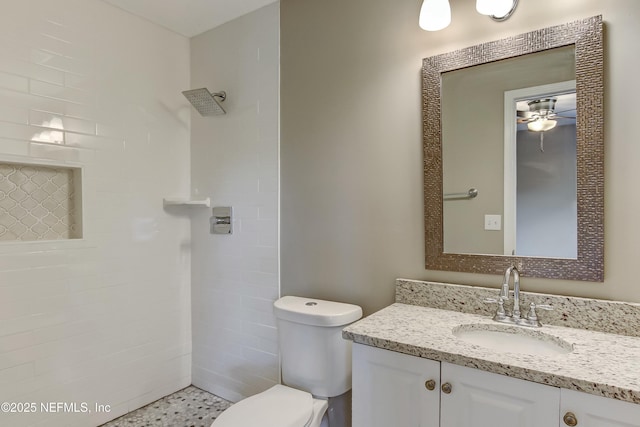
[281,0,640,315]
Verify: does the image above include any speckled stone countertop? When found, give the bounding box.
[395,279,640,338]
[343,281,640,405]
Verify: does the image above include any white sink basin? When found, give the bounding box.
[452,324,573,356]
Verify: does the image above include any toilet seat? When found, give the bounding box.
[212,384,314,427]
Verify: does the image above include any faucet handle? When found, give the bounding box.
[483,297,505,305]
[523,302,553,327]
[483,297,509,321]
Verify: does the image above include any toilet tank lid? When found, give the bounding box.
[274,296,363,327]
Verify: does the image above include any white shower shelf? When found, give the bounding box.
[163,197,211,207]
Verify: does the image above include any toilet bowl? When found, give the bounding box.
[210,296,362,427]
[211,384,328,427]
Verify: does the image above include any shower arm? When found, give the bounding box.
[211,91,226,101]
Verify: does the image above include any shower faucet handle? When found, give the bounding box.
[210,206,233,234]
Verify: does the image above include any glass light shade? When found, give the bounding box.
[419,0,451,31]
[492,0,516,18]
[476,0,494,15]
[528,118,557,132]
[476,0,514,17]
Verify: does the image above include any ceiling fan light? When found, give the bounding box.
[528,118,557,132]
[528,97,557,113]
[419,0,451,31]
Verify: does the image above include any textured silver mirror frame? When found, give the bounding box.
[422,15,604,282]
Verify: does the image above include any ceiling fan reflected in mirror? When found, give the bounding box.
[516,92,576,151]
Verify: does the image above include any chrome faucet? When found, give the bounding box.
[502,265,521,320]
[485,265,553,327]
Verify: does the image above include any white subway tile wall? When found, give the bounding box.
[0,0,191,426]
[190,3,280,403]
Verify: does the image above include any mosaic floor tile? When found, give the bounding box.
[100,386,232,427]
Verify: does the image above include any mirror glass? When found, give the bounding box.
[441,46,577,258]
[422,16,604,281]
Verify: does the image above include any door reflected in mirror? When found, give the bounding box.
[508,85,577,259]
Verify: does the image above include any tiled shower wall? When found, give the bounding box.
[0,1,191,426]
[190,4,280,402]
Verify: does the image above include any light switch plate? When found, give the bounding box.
[484,214,502,231]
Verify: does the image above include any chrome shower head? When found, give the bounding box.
[182,88,226,116]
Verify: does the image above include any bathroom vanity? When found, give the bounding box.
[343,280,640,427]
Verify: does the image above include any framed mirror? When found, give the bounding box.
[422,16,603,281]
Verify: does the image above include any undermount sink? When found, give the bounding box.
[452,324,573,356]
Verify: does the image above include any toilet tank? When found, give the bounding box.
[273,296,363,398]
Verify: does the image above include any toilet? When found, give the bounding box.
[212,295,363,427]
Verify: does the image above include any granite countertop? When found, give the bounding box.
[343,302,640,404]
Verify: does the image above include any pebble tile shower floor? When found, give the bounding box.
[100,386,232,427]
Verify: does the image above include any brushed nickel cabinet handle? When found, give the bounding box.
[563,412,578,426]
[441,382,452,394]
[425,379,436,391]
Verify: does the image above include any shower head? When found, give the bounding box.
[182,88,226,116]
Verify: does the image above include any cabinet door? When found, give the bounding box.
[561,389,640,427]
[440,362,559,427]
[352,343,440,427]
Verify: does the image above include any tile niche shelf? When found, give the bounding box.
[0,160,83,242]
[162,197,211,208]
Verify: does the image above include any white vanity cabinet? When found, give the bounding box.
[352,343,557,427]
[352,343,640,427]
[560,389,640,427]
[352,343,440,427]
[440,362,559,427]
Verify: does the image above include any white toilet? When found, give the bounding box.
[212,295,363,427]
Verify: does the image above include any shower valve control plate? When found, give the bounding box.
[210,206,232,234]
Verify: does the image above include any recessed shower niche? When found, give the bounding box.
[0,161,82,242]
